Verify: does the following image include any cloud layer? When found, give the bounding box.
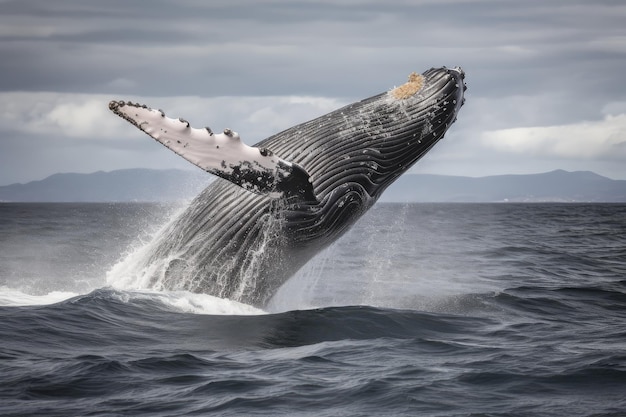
[1,0,625,184]
[482,114,626,160]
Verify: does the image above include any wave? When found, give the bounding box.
[3,278,625,356]
[3,284,625,416]
[0,287,499,350]
[0,286,263,315]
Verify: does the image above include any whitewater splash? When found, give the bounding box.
[104,201,336,313]
[0,201,267,315]
[108,289,265,315]
[105,198,293,308]
[102,197,488,314]
[0,287,80,307]
[0,198,491,315]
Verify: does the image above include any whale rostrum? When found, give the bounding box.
[109,66,466,307]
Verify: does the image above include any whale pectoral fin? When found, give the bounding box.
[109,100,317,202]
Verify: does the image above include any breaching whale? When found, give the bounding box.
[109,66,466,307]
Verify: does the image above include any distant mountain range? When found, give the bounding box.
[1,169,625,203]
[379,169,626,203]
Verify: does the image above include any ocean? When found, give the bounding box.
[1,202,625,416]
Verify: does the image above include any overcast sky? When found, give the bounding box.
[1,0,625,185]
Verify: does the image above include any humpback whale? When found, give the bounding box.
[109,66,466,307]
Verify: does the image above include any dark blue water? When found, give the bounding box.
[1,203,625,416]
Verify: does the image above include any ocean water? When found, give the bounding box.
[1,202,625,416]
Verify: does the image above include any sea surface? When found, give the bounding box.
[1,202,625,416]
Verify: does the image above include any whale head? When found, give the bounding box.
[277,66,467,203]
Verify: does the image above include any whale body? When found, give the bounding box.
[109,66,466,307]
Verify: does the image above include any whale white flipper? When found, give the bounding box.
[109,100,316,202]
